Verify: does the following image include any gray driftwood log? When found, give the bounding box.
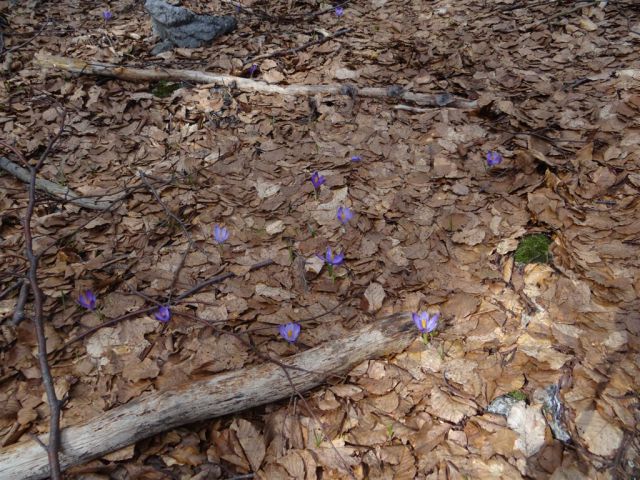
[0,313,415,480]
[35,54,478,109]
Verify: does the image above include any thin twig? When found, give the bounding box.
[0,20,48,57]
[10,280,29,325]
[246,28,353,65]
[62,259,275,347]
[62,305,158,348]
[522,1,596,31]
[175,308,358,478]
[0,278,23,301]
[221,0,351,24]
[498,0,559,13]
[138,170,194,302]
[23,112,67,480]
[177,259,275,300]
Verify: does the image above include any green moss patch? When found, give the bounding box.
[507,390,528,401]
[151,81,181,98]
[514,234,551,264]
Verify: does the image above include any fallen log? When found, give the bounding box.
[35,53,478,109]
[0,156,117,210]
[0,312,415,480]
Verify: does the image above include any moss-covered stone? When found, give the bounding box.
[514,234,551,264]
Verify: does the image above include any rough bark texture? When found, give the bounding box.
[0,313,415,480]
[145,0,237,54]
[35,54,479,109]
[0,156,117,210]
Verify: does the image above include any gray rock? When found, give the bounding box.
[534,384,572,443]
[487,394,520,416]
[145,0,237,55]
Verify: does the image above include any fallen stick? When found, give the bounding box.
[0,312,415,480]
[0,156,116,210]
[35,53,478,109]
[246,27,353,64]
[521,0,595,31]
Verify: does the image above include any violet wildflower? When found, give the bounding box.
[351,155,362,162]
[102,10,112,21]
[317,247,344,280]
[486,151,503,167]
[279,322,301,343]
[335,6,344,16]
[248,64,258,76]
[78,290,97,310]
[214,225,229,244]
[413,311,439,344]
[318,247,344,266]
[155,306,171,323]
[337,206,353,225]
[310,171,326,190]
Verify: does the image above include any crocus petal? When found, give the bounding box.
[311,171,326,189]
[279,322,301,343]
[78,290,96,310]
[428,313,440,332]
[337,206,353,224]
[154,306,171,323]
[413,311,439,333]
[214,225,229,244]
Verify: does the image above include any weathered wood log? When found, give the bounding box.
[0,312,415,480]
[0,156,117,210]
[35,53,478,109]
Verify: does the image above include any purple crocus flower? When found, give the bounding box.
[78,290,97,310]
[102,10,113,21]
[486,151,503,167]
[337,206,353,225]
[248,64,258,76]
[279,322,301,343]
[351,155,362,162]
[155,306,171,323]
[318,247,344,266]
[412,311,439,334]
[214,225,229,244]
[310,171,326,189]
[335,6,344,16]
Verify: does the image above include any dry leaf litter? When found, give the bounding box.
[0,0,639,479]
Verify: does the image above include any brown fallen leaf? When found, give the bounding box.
[575,409,623,457]
[233,419,266,472]
[427,387,477,424]
[506,402,547,457]
[362,282,385,312]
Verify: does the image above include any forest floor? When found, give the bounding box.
[1,0,639,479]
